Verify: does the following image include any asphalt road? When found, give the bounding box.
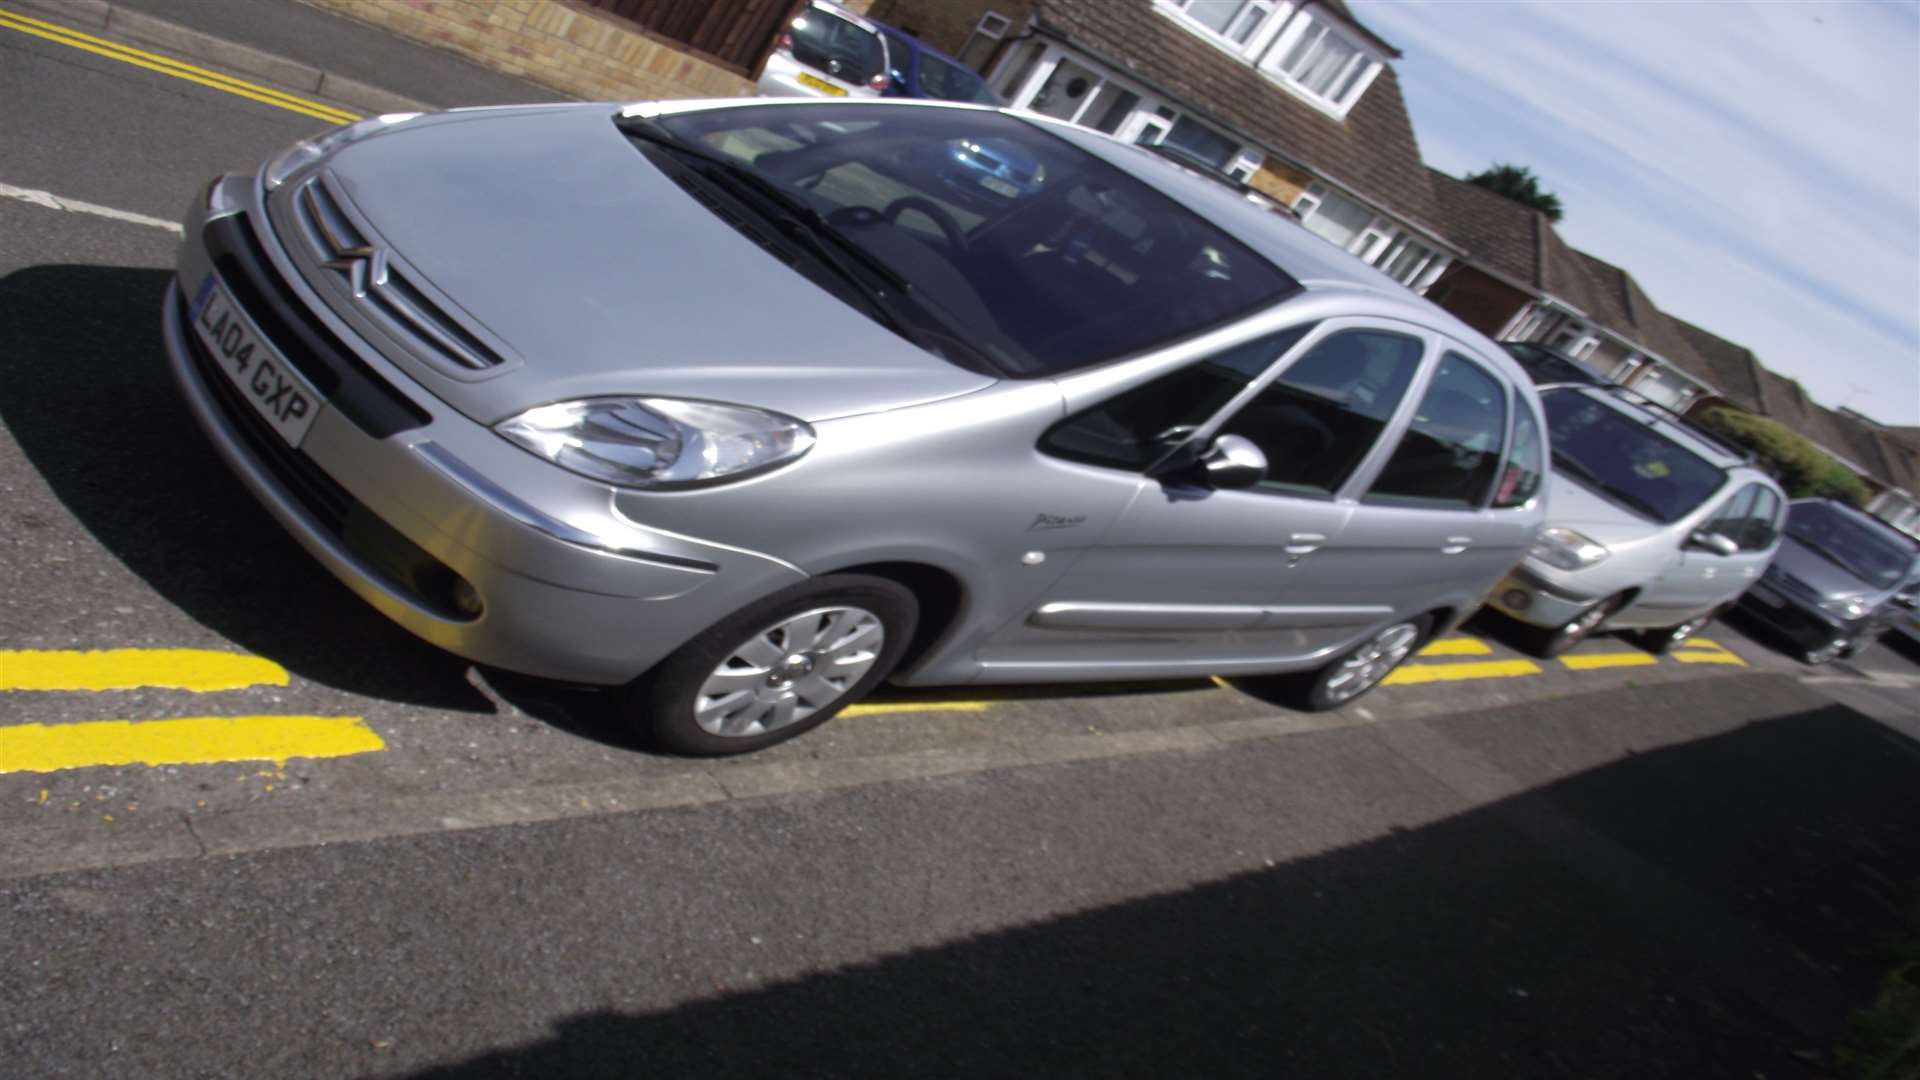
[2,6,1918,1076]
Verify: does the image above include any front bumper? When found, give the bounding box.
[162,174,806,684]
[1734,582,1857,652]
[1484,561,1603,630]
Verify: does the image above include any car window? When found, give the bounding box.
[1365,353,1508,509]
[1702,483,1779,552]
[788,6,886,85]
[1540,389,1726,524]
[653,104,1300,377]
[917,51,998,104]
[1492,402,1543,509]
[1039,326,1312,472]
[1213,330,1423,497]
[1785,501,1913,589]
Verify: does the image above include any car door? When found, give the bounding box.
[975,318,1433,676]
[1343,345,1545,623]
[1640,482,1780,623]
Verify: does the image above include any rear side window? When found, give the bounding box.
[1493,404,1544,508]
[1214,330,1423,497]
[788,7,885,85]
[1366,353,1508,509]
[1040,326,1311,472]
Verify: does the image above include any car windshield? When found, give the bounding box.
[789,6,886,85]
[1541,389,1725,523]
[1784,502,1915,589]
[652,104,1299,376]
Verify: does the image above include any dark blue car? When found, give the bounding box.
[875,27,1002,105]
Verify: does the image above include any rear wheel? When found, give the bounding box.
[1803,636,1848,666]
[629,575,917,756]
[1272,615,1431,712]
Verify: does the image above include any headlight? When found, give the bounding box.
[1818,595,1874,622]
[1529,527,1609,571]
[495,397,815,489]
[262,113,422,190]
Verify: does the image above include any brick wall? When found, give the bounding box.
[853,0,1038,59]
[301,0,757,102]
[1424,265,1530,339]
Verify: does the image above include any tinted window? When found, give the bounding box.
[653,105,1299,376]
[789,7,885,84]
[1493,403,1544,508]
[1367,353,1508,508]
[1541,389,1726,523]
[1786,502,1914,589]
[1215,330,1422,496]
[917,52,998,104]
[1703,483,1780,552]
[1040,327,1311,471]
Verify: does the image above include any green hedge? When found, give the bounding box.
[1693,406,1871,507]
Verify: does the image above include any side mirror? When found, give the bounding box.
[1688,531,1739,557]
[1200,434,1267,490]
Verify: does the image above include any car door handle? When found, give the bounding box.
[1285,532,1326,556]
[1441,536,1473,555]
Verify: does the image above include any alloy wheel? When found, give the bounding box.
[1321,621,1421,704]
[1553,600,1613,652]
[1804,638,1846,666]
[693,606,885,737]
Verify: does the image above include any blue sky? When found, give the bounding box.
[1350,0,1920,425]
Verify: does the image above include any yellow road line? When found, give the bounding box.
[843,701,992,718]
[0,649,289,692]
[1383,659,1540,685]
[0,7,359,124]
[1686,638,1726,650]
[1418,638,1493,657]
[1672,652,1747,667]
[1559,652,1659,671]
[0,715,382,773]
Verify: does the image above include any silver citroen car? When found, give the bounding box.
[164,98,1546,754]
[1487,384,1785,656]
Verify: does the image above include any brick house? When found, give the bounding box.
[850,0,1460,293]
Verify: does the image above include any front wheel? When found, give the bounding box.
[1273,615,1431,712]
[1640,605,1724,655]
[629,575,918,756]
[1520,593,1625,658]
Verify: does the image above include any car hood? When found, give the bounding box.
[319,106,996,424]
[1539,470,1661,546]
[1769,536,1881,602]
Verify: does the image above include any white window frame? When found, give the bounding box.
[1158,1,1279,56]
[956,11,1013,73]
[1258,7,1384,118]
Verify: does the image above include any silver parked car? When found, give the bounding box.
[163,98,1547,754]
[1487,385,1785,656]
[1737,498,1920,663]
[757,1,894,100]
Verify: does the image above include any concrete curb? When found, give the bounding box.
[3,0,429,115]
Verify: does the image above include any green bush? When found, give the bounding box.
[1693,406,1871,507]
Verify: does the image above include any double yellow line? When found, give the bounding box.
[0,649,383,774]
[0,6,360,124]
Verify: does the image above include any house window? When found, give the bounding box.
[1166,1,1276,48]
[1267,10,1377,112]
[1379,236,1438,287]
[1162,115,1239,170]
[1630,364,1699,410]
[956,12,1012,73]
[1293,183,1375,253]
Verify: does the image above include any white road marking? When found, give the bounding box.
[0,180,183,235]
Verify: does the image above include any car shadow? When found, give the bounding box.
[397,694,1920,1078]
[0,263,490,711]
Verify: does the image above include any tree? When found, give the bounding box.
[1694,406,1871,507]
[1463,164,1564,223]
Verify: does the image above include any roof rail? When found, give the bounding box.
[1596,385,1757,464]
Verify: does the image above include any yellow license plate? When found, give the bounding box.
[796,72,847,97]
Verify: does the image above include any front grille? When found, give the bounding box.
[181,292,471,621]
[290,178,506,372]
[203,212,429,438]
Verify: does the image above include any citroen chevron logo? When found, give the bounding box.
[303,182,384,297]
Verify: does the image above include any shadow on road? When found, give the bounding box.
[402,695,1920,1079]
[0,264,489,711]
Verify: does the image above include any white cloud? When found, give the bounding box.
[1353,0,1920,424]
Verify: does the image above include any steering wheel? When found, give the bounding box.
[882,196,966,249]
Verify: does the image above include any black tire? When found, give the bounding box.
[1269,614,1432,712]
[1639,603,1726,655]
[629,574,918,756]
[1518,593,1626,659]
